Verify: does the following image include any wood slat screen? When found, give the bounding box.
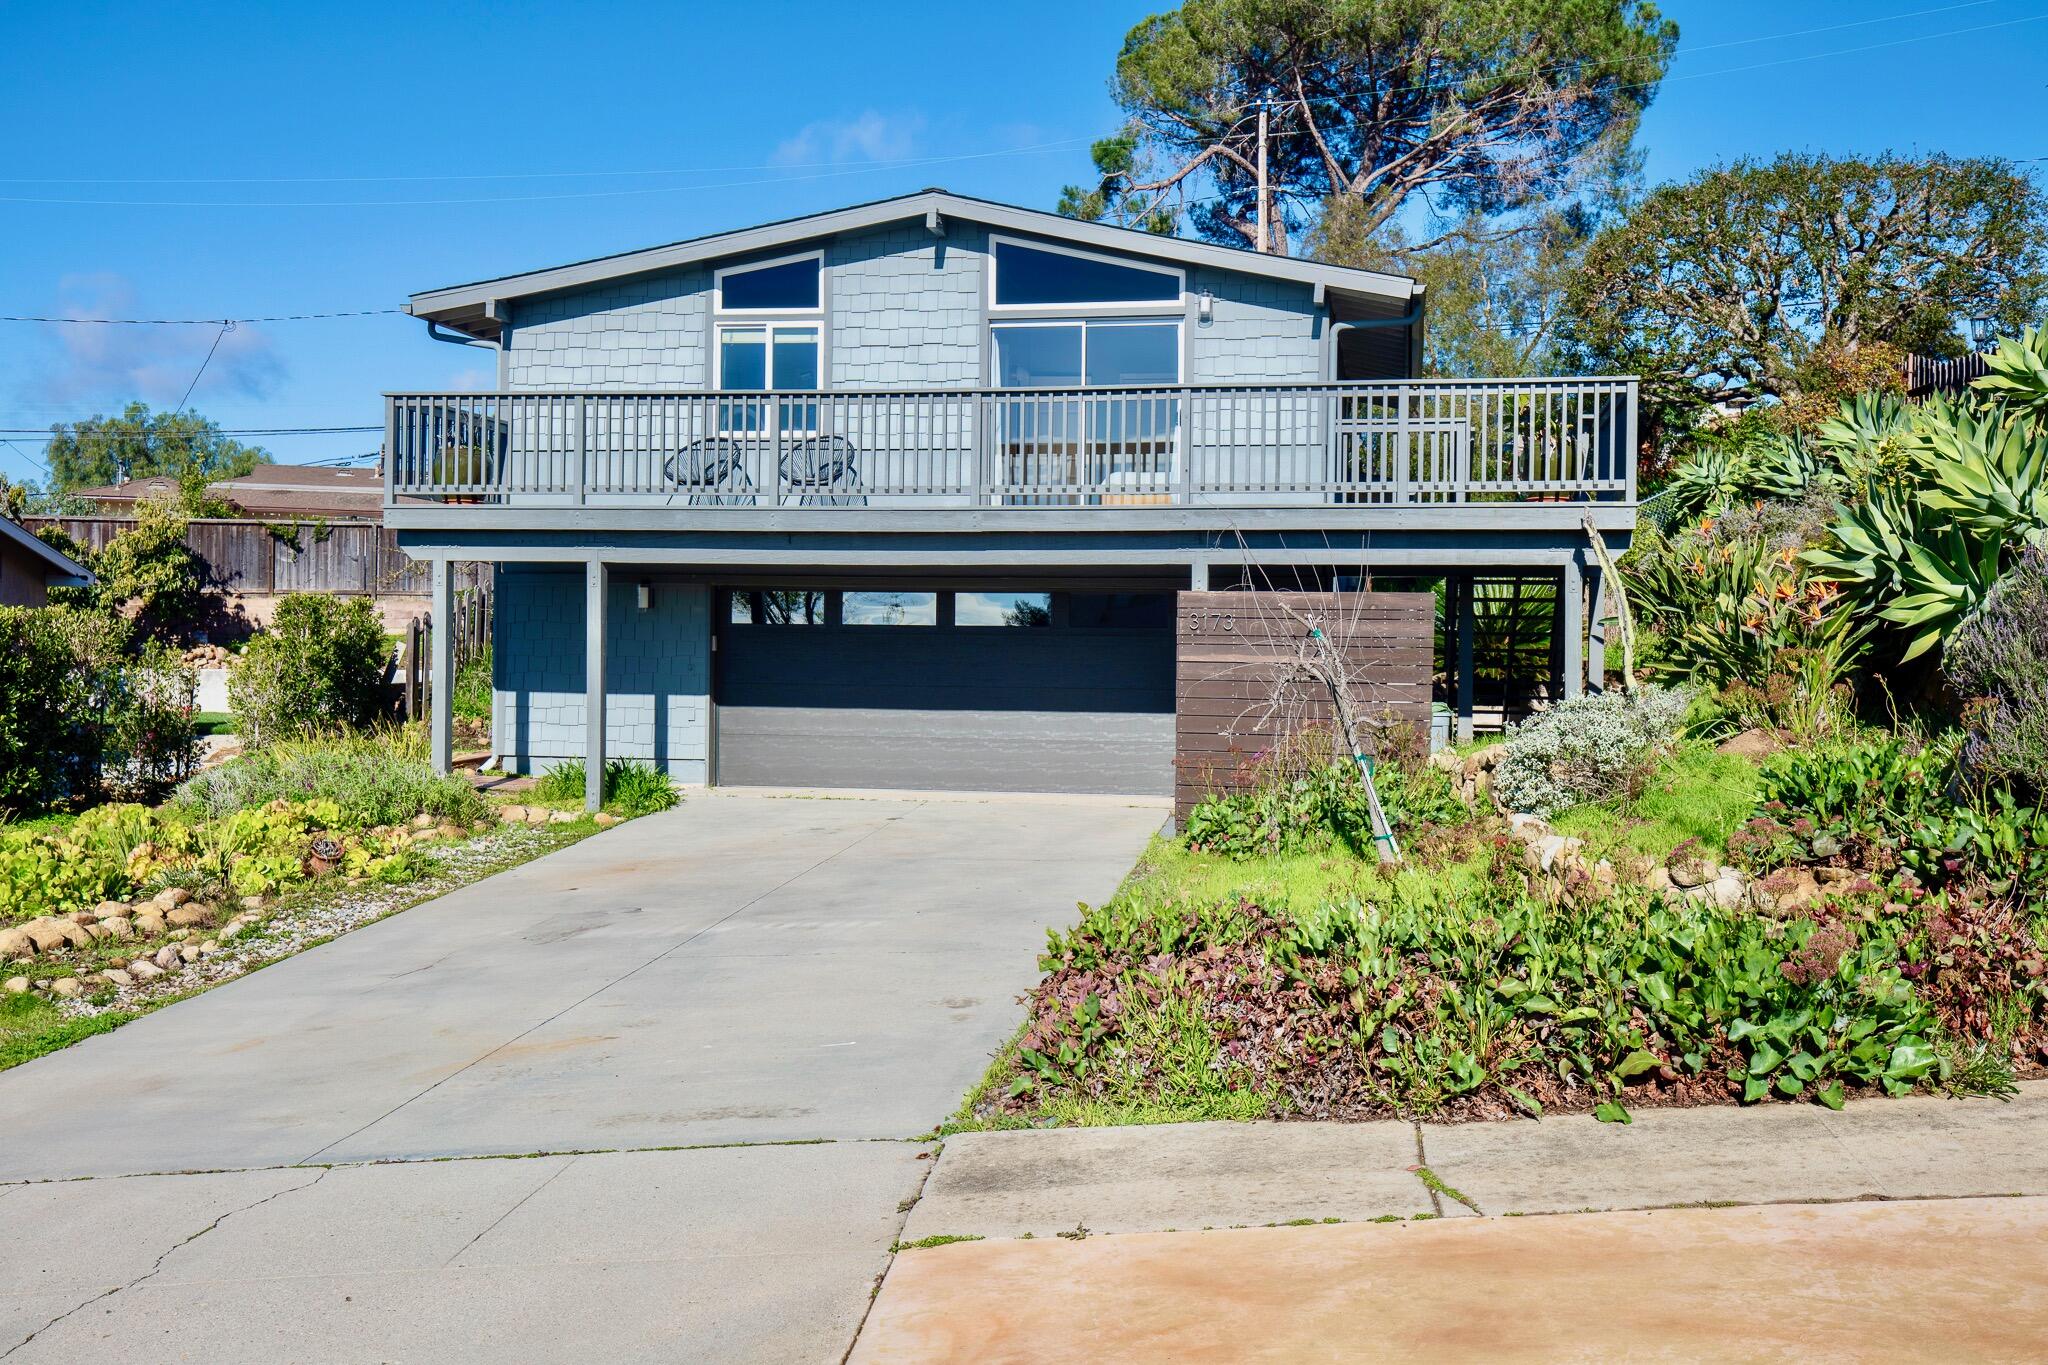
[1175,590,1433,818]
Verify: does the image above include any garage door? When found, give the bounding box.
[713,588,1174,795]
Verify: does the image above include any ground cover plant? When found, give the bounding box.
[529,758,680,818]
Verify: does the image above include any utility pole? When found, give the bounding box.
[1254,99,1270,254]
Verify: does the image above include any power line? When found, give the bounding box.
[0,137,1093,209]
[0,308,400,325]
[0,425,380,436]
[174,322,232,414]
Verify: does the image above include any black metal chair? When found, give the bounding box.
[782,436,866,506]
[663,438,758,506]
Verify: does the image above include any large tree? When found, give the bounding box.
[44,402,264,495]
[1060,0,1677,254]
[1564,152,2048,432]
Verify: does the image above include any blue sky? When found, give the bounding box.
[2,0,2044,480]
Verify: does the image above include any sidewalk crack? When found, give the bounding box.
[1410,1121,1443,1217]
[1,1167,329,1359]
[443,1157,578,1268]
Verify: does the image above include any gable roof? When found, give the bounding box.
[0,515,93,588]
[67,464,385,522]
[408,189,1419,342]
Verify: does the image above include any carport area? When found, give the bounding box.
[0,790,1164,1363]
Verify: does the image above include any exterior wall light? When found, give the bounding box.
[1198,288,1213,326]
[636,580,652,611]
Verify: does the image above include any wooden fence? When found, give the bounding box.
[401,579,494,721]
[25,517,429,598]
[1174,590,1433,819]
[1904,352,1991,398]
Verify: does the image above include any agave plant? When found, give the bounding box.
[1815,391,1912,475]
[1654,444,1757,522]
[1907,401,2048,542]
[1973,326,2048,419]
[1750,433,1842,501]
[1804,485,2005,662]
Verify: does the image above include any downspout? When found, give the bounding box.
[425,320,494,348]
[1326,303,1426,381]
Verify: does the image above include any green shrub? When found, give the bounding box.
[1182,758,1461,862]
[0,606,198,816]
[173,732,486,828]
[531,758,679,817]
[229,594,393,745]
[999,851,1961,1120]
[1493,687,1688,819]
[452,644,493,723]
[1945,544,2048,797]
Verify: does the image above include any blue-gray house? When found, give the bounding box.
[387,190,1637,808]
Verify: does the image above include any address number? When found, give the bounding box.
[1183,611,1236,634]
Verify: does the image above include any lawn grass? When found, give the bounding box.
[1551,742,1760,865]
[191,711,235,736]
[0,990,137,1070]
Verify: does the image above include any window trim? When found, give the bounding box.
[989,316,1184,388]
[712,321,822,391]
[987,233,1186,317]
[712,248,825,317]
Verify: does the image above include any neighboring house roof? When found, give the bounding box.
[0,514,93,588]
[408,188,1422,343]
[68,464,384,521]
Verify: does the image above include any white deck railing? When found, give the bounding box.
[383,378,1637,509]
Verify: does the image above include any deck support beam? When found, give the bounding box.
[1561,554,1585,701]
[430,557,453,776]
[584,559,608,813]
[1454,575,1475,744]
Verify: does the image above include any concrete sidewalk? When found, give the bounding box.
[902,1082,2048,1241]
[858,1197,2048,1363]
[860,1085,2048,1363]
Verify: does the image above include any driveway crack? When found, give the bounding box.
[442,1156,578,1268]
[295,812,911,1165]
[1,1167,330,1359]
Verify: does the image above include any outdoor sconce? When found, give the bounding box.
[1198,288,1213,326]
[636,580,652,611]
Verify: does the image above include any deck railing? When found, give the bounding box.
[383,378,1637,509]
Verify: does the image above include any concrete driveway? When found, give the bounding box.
[0,790,1162,1363]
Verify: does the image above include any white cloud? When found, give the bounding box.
[771,110,924,167]
[21,272,285,412]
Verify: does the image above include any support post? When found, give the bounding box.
[1587,565,1609,693]
[584,560,608,813]
[1561,554,1585,701]
[429,558,453,775]
[1190,559,1211,592]
[1455,575,1475,744]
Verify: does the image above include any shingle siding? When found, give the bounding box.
[492,567,709,781]
[497,224,1338,393]
[1186,268,1324,383]
[505,267,710,389]
[828,222,985,388]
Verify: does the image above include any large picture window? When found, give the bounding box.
[990,237,1182,310]
[991,320,1179,388]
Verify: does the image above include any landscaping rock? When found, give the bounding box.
[1761,867,1825,914]
[1816,866,1857,886]
[198,940,219,955]
[0,927,32,960]
[102,969,133,987]
[3,976,27,994]
[94,899,129,919]
[50,978,83,998]
[128,960,164,981]
[497,804,529,823]
[100,915,133,940]
[548,809,580,824]
[1426,750,1464,777]
[167,904,216,929]
[1647,866,1674,893]
[240,895,268,912]
[1717,728,1781,760]
[1700,871,1748,911]
[153,888,192,910]
[1506,813,1551,842]
[153,945,182,971]
[1668,852,1716,889]
[82,923,112,942]
[169,928,190,941]
[24,921,73,954]
[411,812,437,830]
[436,822,464,840]
[593,812,622,828]
[179,944,202,963]
[133,911,167,938]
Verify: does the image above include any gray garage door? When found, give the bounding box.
[713,588,1174,795]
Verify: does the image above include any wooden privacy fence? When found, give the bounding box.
[25,517,429,598]
[1174,590,1433,819]
[402,577,493,721]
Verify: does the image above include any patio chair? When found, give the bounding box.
[781,436,866,507]
[663,438,758,506]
